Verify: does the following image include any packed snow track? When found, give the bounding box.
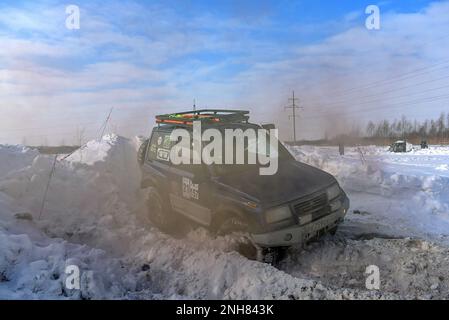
[1,137,449,299]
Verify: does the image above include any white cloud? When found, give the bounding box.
[1,1,449,144]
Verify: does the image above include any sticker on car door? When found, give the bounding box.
[182,177,199,200]
[157,148,170,161]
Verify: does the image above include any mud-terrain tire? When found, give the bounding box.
[213,213,259,260]
[144,187,175,232]
[215,215,249,236]
[137,139,149,166]
[258,247,288,265]
[328,226,338,236]
[214,214,290,265]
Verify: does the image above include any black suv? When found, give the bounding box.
[138,110,349,261]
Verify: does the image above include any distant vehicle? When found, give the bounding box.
[421,139,428,149]
[389,140,413,153]
[137,110,349,263]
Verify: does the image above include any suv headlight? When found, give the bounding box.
[327,184,341,201]
[330,199,342,211]
[265,206,292,224]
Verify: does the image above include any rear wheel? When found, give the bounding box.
[145,187,175,231]
[137,139,149,166]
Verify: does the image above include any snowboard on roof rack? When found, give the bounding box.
[155,109,250,127]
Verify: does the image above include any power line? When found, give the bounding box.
[299,32,449,100]
[306,74,449,110]
[319,62,449,99]
[304,83,449,118]
[301,93,449,120]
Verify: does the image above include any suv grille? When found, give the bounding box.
[293,193,328,221]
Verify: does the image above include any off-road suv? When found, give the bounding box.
[137,110,349,262]
[389,140,412,153]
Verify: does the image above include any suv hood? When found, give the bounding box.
[216,160,336,205]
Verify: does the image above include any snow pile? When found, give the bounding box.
[0,212,143,299]
[0,135,160,299]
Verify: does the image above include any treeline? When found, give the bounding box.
[364,112,449,142]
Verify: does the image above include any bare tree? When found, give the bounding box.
[75,126,86,146]
[366,121,375,137]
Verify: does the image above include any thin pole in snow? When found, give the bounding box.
[38,154,58,220]
[98,107,114,140]
[60,107,114,162]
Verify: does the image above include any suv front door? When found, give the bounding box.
[145,128,214,226]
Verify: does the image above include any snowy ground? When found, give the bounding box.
[290,145,449,242]
[1,137,449,299]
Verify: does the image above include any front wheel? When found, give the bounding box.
[257,247,289,265]
[328,226,338,236]
[213,214,260,260]
[215,215,249,236]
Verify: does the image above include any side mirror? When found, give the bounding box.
[261,124,276,130]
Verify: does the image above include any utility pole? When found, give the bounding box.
[285,91,302,142]
[193,99,196,111]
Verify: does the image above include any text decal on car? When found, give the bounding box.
[182,177,199,200]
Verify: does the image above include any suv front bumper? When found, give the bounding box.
[251,197,349,247]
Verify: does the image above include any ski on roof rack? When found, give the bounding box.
[155,109,250,126]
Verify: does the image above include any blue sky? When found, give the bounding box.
[1,0,449,144]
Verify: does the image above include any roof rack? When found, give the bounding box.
[155,109,250,126]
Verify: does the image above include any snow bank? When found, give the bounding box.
[0,135,142,253]
[0,145,38,179]
[0,218,144,299]
[288,145,449,238]
[0,135,159,299]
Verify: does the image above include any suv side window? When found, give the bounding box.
[147,130,173,163]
